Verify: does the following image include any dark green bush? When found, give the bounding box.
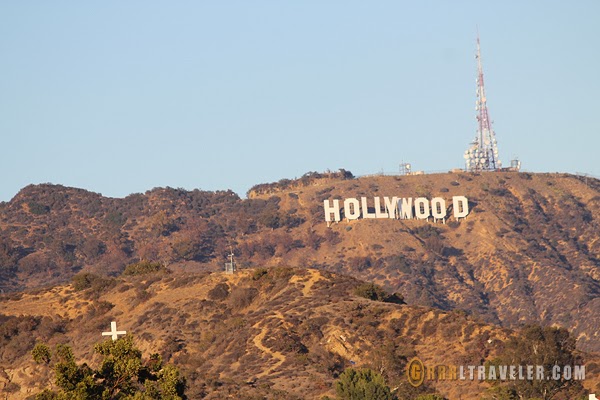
[33,336,186,399]
[335,368,394,400]
[27,201,50,215]
[71,273,114,293]
[353,283,388,302]
[32,343,51,364]
[123,260,167,276]
[354,283,404,304]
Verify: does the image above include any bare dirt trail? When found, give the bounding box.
[290,269,324,297]
[251,323,286,378]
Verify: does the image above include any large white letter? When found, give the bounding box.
[344,198,360,220]
[414,198,430,220]
[324,199,341,222]
[374,197,389,219]
[431,197,447,220]
[361,197,376,219]
[384,197,399,219]
[452,196,469,219]
[400,198,413,219]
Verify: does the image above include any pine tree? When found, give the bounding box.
[32,335,186,399]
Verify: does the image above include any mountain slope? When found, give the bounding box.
[4,267,590,399]
[0,171,599,354]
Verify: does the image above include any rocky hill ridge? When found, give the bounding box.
[2,267,596,399]
[0,172,599,353]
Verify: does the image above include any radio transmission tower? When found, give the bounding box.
[464,33,501,172]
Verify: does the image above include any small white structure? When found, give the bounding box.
[399,162,412,176]
[225,250,236,274]
[102,321,127,341]
[510,158,521,171]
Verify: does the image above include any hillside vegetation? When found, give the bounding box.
[1,267,595,399]
[0,171,598,354]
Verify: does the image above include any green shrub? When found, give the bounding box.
[335,368,394,400]
[354,283,384,301]
[123,260,167,276]
[32,343,51,364]
[487,325,585,399]
[354,283,405,304]
[105,211,126,227]
[71,273,114,294]
[33,336,186,399]
[28,201,50,215]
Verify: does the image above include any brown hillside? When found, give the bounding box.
[4,267,593,399]
[0,171,599,355]
[251,172,600,352]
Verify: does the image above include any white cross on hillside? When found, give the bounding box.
[102,321,127,341]
[590,394,597,400]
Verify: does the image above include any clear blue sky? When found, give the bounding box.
[1,1,599,201]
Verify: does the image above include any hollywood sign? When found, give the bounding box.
[323,196,469,223]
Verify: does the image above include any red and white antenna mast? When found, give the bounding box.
[464,31,501,172]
